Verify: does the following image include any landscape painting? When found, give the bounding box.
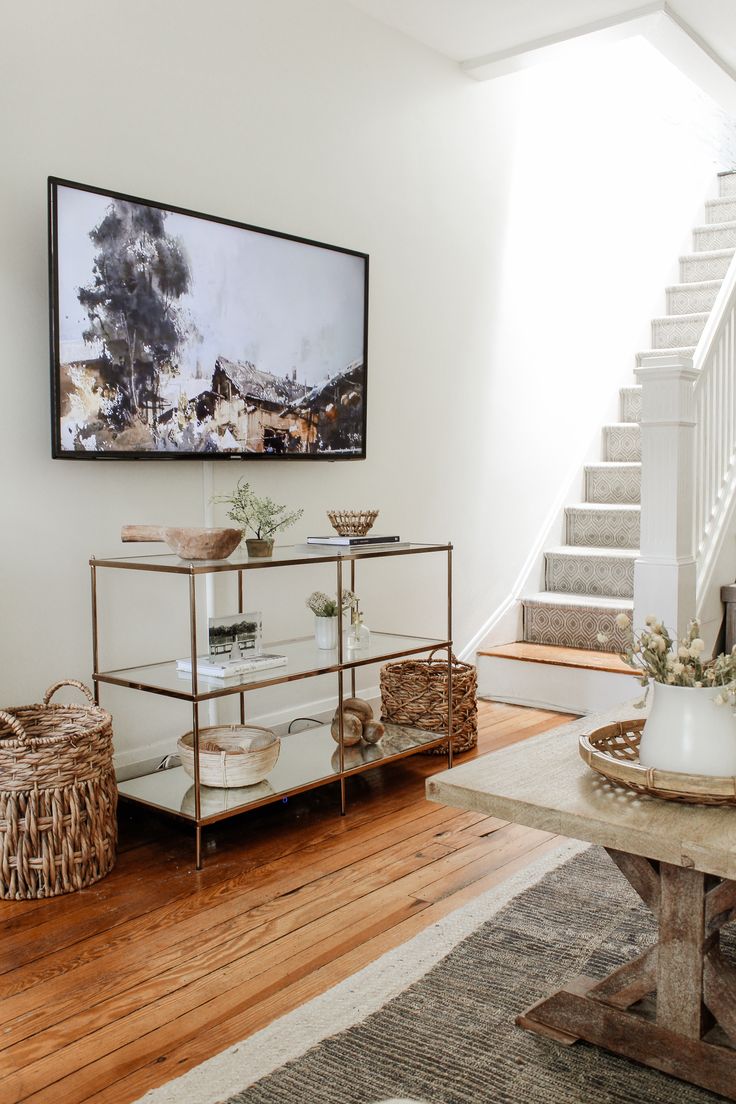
[49,180,368,458]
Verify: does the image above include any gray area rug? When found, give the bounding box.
[223,847,724,1104]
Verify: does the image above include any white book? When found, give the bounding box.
[176,653,288,678]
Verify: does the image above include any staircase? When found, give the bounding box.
[522,393,640,654]
[519,174,735,655]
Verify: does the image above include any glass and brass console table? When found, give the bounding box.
[90,542,453,868]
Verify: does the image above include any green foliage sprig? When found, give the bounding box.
[213,478,303,539]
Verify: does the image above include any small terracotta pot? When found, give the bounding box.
[245,538,274,558]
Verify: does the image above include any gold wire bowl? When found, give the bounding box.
[579,719,736,805]
[327,509,379,536]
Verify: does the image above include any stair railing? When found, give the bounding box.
[634,251,736,638]
[692,255,736,598]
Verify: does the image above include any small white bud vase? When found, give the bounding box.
[638,682,736,776]
[314,615,338,650]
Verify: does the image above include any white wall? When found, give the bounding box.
[0,3,733,764]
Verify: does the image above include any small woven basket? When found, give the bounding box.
[327,509,378,536]
[178,725,280,788]
[0,680,117,900]
[380,649,478,755]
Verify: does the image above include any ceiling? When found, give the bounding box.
[345,0,736,73]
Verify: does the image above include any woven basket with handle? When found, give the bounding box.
[0,680,117,900]
[380,648,478,755]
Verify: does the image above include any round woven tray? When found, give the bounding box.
[579,718,736,805]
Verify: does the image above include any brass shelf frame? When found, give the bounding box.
[90,541,453,869]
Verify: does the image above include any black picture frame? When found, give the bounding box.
[48,174,368,459]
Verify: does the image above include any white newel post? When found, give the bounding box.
[634,354,698,637]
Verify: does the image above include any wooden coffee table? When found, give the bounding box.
[427,708,736,1100]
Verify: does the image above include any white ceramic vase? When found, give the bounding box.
[314,614,338,650]
[638,681,736,777]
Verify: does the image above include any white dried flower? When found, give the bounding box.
[615,613,631,629]
[678,646,690,659]
[651,634,667,653]
[645,615,657,627]
[597,632,609,645]
[672,661,684,675]
[689,638,705,657]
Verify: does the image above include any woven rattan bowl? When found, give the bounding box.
[327,509,379,536]
[579,718,736,805]
[178,724,280,788]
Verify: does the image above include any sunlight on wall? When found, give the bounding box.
[472,34,736,642]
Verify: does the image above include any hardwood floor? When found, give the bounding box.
[0,701,576,1103]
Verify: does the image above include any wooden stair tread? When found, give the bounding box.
[478,642,636,676]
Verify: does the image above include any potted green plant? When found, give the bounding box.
[306,590,356,649]
[213,479,303,557]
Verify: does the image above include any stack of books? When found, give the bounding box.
[306,534,401,547]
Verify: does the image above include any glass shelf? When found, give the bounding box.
[91,541,451,574]
[117,721,446,824]
[95,632,449,700]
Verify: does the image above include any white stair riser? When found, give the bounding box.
[693,224,736,251]
[522,600,632,651]
[566,508,640,549]
[680,252,733,282]
[585,465,640,504]
[719,173,736,198]
[666,282,721,314]
[476,655,638,714]
[707,199,736,223]
[651,314,707,349]
[604,424,640,462]
[620,388,641,423]
[545,552,634,599]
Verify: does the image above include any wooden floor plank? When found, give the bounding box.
[0,701,575,1103]
[0,802,480,1002]
[0,811,500,1056]
[95,833,567,1104]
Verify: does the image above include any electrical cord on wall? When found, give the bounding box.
[288,717,323,732]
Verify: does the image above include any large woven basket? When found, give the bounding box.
[380,649,478,755]
[0,680,117,900]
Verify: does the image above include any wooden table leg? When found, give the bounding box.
[516,850,736,1100]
